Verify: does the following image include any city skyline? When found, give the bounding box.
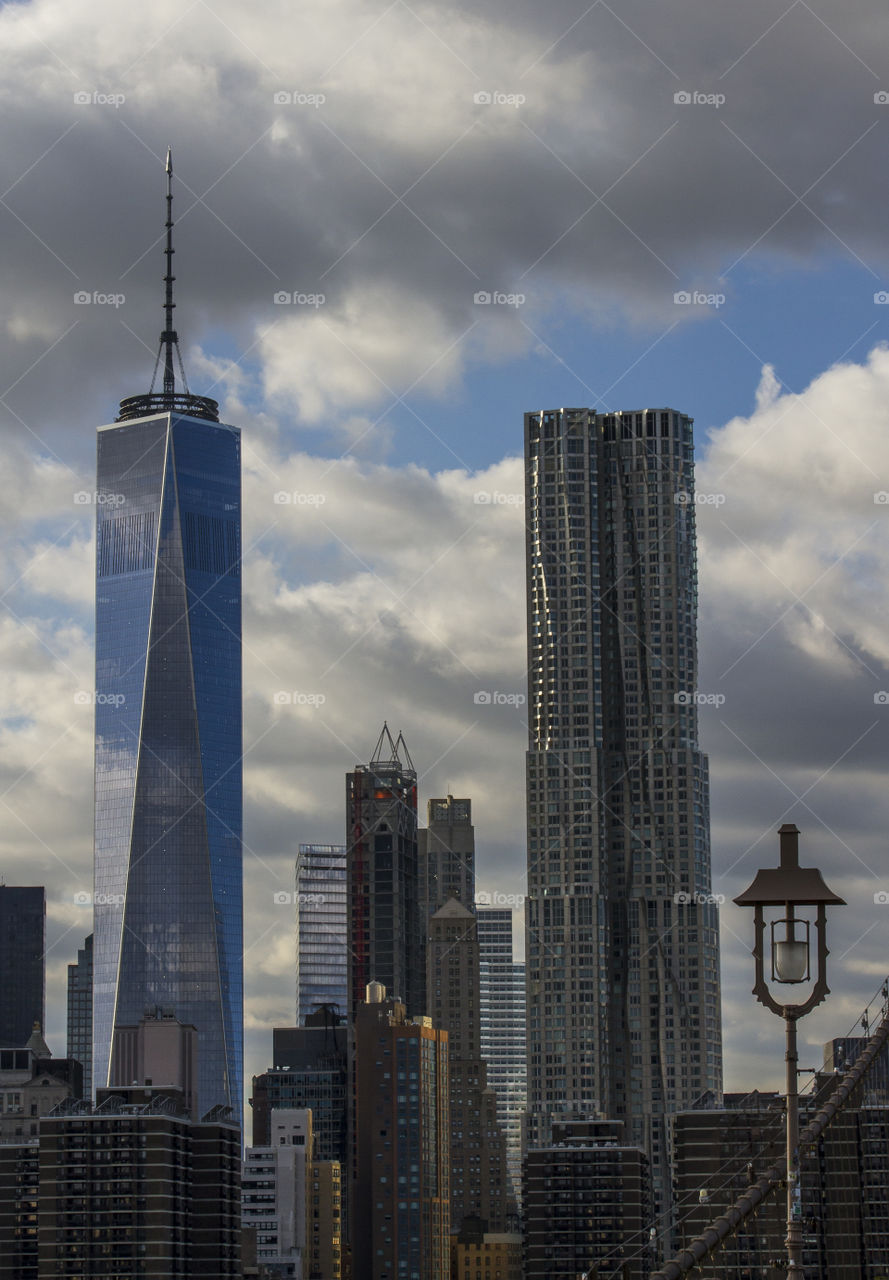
[2,0,889,1125]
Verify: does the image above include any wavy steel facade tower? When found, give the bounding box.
[92,152,243,1123]
[523,406,722,1203]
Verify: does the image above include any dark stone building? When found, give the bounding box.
[0,887,45,1050]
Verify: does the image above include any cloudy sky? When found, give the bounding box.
[2,0,889,1122]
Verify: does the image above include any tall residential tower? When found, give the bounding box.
[523,406,722,1201]
[91,153,242,1121]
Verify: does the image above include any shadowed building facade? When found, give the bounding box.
[352,987,450,1280]
[427,899,511,1233]
[66,934,92,1101]
[0,887,45,1050]
[419,796,475,918]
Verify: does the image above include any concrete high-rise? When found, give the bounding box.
[346,725,421,1020]
[476,908,526,1211]
[91,154,242,1122]
[427,899,510,1233]
[419,795,475,917]
[0,887,45,1049]
[295,844,348,1024]
[66,934,92,1099]
[242,1108,342,1280]
[523,407,722,1201]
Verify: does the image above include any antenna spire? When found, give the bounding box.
[116,151,219,423]
[162,146,176,401]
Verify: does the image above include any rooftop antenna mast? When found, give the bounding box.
[116,150,218,423]
[161,146,177,402]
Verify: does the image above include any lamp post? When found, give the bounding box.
[733,824,845,1277]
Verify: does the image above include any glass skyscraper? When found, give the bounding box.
[92,408,242,1121]
[295,844,347,1024]
[66,933,93,1098]
[477,906,526,1211]
[0,886,45,1048]
[523,406,722,1207]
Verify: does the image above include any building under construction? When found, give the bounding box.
[345,724,423,1021]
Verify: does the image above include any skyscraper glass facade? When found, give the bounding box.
[523,406,722,1205]
[92,412,242,1122]
[66,933,92,1098]
[0,887,45,1048]
[295,844,347,1024]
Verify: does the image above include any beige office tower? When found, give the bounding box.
[427,900,511,1233]
[523,407,723,1211]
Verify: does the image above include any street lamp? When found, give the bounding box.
[733,824,845,1276]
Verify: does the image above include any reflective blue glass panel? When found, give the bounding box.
[93,413,242,1122]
